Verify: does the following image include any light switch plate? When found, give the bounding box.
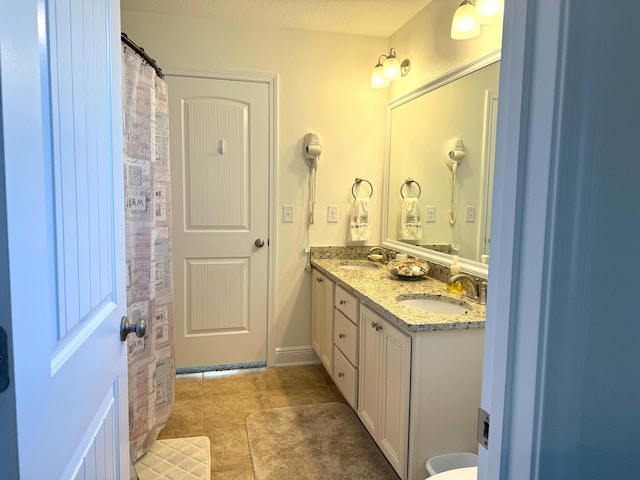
[283,205,294,223]
[465,206,476,223]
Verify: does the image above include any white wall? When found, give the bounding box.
[388,0,502,100]
[121,0,503,361]
[121,11,388,357]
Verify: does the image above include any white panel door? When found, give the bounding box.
[168,75,270,368]
[0,0,128,478]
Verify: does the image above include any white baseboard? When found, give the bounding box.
[274,346,320,367]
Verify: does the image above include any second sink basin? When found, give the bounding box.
[396,294,470,314]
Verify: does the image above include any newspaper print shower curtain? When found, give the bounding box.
[122,45,175,461]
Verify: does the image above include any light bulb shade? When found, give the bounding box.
[475,0,503,24]
[371,64,389,88]
[382,56,401,81]
[451,2,481,40]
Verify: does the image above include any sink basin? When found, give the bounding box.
[338,261,379,271]
[396,294,470,314]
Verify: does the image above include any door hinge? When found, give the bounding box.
[478,407,490,449]
[0,327,9,393]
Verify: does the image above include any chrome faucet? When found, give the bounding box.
[448,273,488,305]
[368,246,389,264]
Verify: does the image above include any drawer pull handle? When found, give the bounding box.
[376,324,383,332]
[339,333,345,339]
[338,372,345,378]
[316,277,323,283]
[339,299,346,305]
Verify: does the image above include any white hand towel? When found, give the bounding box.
[399,197,422,240]
[350,197,371,241]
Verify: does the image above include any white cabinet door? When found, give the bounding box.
[358,305,382,437]
[311,269,334,372]
[0,0,128,478]
[358,305,411,479]
[378,317,411,477]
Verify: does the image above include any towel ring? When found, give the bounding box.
[400,179,421,199]
[352,178,373,199]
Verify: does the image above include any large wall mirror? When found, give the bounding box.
[382,52,500,278]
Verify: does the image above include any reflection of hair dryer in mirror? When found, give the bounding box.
[445,139,465,225]
[445,138,465,174]
[304,133,322,168]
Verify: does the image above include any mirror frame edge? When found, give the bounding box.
[381,49,502,280]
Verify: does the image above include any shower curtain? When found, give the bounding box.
[122,45,175,462]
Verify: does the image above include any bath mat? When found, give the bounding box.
[135,436,210,480]
[246,402,400,480]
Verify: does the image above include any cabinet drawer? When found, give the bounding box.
[333,346,358,409]
[335,285,358,321]
[334,310,358,366]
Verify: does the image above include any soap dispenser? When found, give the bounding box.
[447,255,463,294]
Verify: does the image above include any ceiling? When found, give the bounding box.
[121,0,434,37]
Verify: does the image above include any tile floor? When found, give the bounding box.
[158,364,348,479]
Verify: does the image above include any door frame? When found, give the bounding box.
[164,66,278,367]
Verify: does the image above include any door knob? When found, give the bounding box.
[120,316,146,342]
[255,238,265,248]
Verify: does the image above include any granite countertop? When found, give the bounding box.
[311,258,486,333]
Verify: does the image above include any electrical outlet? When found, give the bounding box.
[327,205,338,223]
[425,206,436,222]
[465,206,476,223]
[283,205,294,223]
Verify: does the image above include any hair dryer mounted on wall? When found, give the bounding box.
[304,132,323,227]
[304,132,323,167]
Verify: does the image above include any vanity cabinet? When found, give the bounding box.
[311,269,334,373]
[332,285,360,409]
[359,305,411,479]
[311,261,485,480]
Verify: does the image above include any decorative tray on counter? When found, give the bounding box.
[387,259,430,280]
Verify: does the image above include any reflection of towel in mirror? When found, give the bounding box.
[350,197,371,241]
[400,197,422,240]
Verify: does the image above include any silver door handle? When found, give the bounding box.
[120,316,146,342]
[255,238,265,248]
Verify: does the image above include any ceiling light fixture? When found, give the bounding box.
[371,48,410,89]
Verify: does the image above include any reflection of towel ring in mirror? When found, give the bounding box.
[352,178,373,199]
[400,179,421,199]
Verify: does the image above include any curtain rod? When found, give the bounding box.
[121,32,164,79]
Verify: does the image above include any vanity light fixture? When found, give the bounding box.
[451,0,503,40]
[371,48,410,89]
[451,0,481,40]
[475,0,504,24]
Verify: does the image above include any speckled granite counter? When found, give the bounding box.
[311,258,486,333]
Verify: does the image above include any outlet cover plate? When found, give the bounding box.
[425,206,436,222]
[327,205,338,223]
